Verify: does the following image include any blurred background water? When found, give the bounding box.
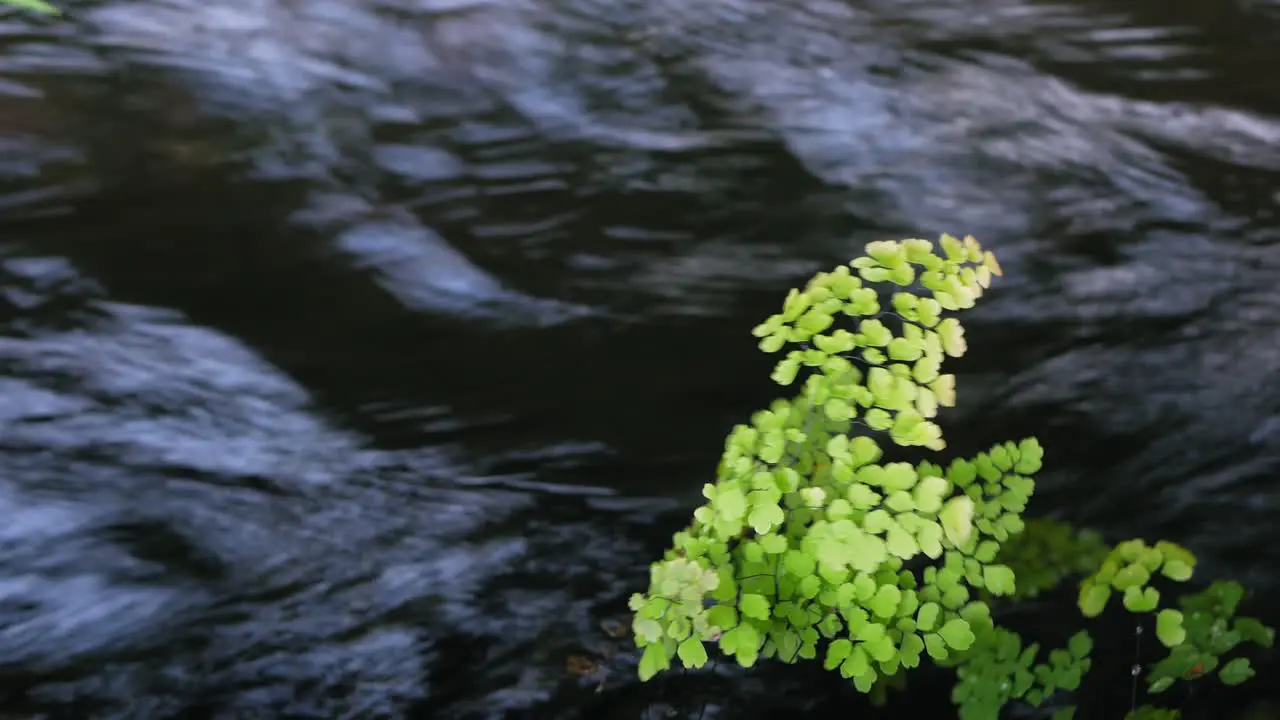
[0,0,1278,717]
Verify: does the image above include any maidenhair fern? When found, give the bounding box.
[630,235,1274,718]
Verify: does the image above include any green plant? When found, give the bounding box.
[1,0,59,14]
[629,235,1273,718]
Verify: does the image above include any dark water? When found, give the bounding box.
[1,0,1279,717]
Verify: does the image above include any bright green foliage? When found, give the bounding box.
[1,0,60,13]
[630,235,1272,718]
[945,626,1093,720]
[631,235,1013,693]
[1070,538,1272,697]
[1142,580,1274,695]
[1076,539,1199,619]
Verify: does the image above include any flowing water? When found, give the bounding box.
[1,0,1279,717]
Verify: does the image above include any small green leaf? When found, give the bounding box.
[1067,631,1093,659]
[818,613,844,638]
[840,644,871,679]
[886,524,919,559]
[884,491,915,514]
[677,636,709,668]
[1025,688,1045,707]
[946,459,977,487]
[716,488,747,521]
[1234,617,1276,648]
[888,336,923,361]
[924,632,949,660]
[1156,609,1186,648]
[939,495,974,547]
[638,642,671,681]
[866,240,906,267]
[882,462,919,491]
[916,298,942,327]
[866,634,897,663]
[759,333,787,353]
[937,318,967,357]
[825,638,853,670]
[983,251,1003,277]
[973,540,999,563]
[1123,585,1160,613]
[1154,541,1197,572]
[852,573,878,602]
[634,618,664,643]
[983,564,1016,596]
[800,486,827,508]
[747,503,785,534]
[758,534,788,554]
[730,622,761,658]
[848,483,882,509]
[707,604,738,631]
[799,574,822,599]
[1078,583,1111,618]
[826,498,854,521]
[912,355,941,385]
[865,408,893,430]
[1160,559,1193,582]
[771,357,801,385]
[939,233,966,260]
[1113,563,1151,591]
[740,593,771,621]
[869,584,902,618]
[916,602,940,631]
[939,618,975,651]
[1014,438,1043,473]
[825,397,855,421]
[1219,657,1255,685]
[855,620,886,643]
[900,631,925,668]
[989,445,1012,471]
[916,521,944,559]
[858,319,893,346]
[912,475,949,514]
[797,309,834,334]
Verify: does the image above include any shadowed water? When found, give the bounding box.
[1,0,1279,717]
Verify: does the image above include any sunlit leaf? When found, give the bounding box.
[3,0,60,13]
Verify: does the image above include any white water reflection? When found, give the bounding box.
[63,0,1280,292]
[0,252,646,715]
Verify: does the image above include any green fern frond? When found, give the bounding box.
[629,234,1272,719]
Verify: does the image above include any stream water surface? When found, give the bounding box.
[1,0,1279,717]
